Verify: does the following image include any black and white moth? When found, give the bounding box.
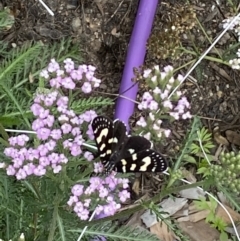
[91,116,168,173]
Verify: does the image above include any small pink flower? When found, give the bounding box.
[81,82,92,93]
[86,126,94,140]
[36,128,51,141]
[118,178,129,189]
[50,77,61,88]
[143,132,151,140]
[39,108,50,119]
[37,144,49,157]
[72,127,81,136]
[23,163,35,175]
[12,158,23,168]
[61,77,76,90]
[57,96,69,107]
[48,153,60,164]
[74,201,84,213]
[119,190,130,202]
[8,137,17,146]
[67,195,78,206]
[16,168,27,180]
[94,162,104,173]
[33,165,46,176]
[32,118,45,131]
[71,184,84,196]
[51,129,62,140]
[160,89,169,99]
[164,129,171,137]
[163,100,173,109]
[43,115,55,128]
[58,114,69,122]
[40,69,49,79]
[59,154,68,164]
[39,156,50,167]
[84,151,94,161]
[64,58,75,73]
[30,103,42,116]
[149,100,158,110]
[143,69,152,78]
[170,112,180,120]
[151,76,157,82]
[61,123,72,134]
[6,165,16,175]
[77,208,89,220]
[99,187,109,198]
[70,69,82,80]
[182,111,192,119]
[47,59,60,73]
[52,164,62,173]
[84,199,91,208]
[136,116,147,127]
[70,144,82,156]
[153,87,161,94]
[27,148,39,161]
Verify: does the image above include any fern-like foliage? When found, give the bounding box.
[173,116,201,170]
[70,222,160,241]
[0,8,15,31]
[0,42,42,83]
[0,40,9,57]
[71,96,114,114]
[0,38,81,128]
[191,127,214,155]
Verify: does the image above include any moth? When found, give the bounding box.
[91,116,168,173]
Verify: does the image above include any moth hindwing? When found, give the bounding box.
[91,116,168,173]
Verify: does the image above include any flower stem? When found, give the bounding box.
[47,199,60,241]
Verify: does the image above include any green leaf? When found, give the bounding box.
[69,222,160,241]
[219,231,228,241]
[183,154,196,164]
[197,167,211,177]
[71,96,114,113]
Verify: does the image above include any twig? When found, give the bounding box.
[77,209,97,241]
[38,0,54,16]
[167,13,240,99]
[105,0,124,25]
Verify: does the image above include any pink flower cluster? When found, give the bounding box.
[40,58,101,93]
[1,58,102,179]
[67,173,130,220]
[2,89,97,179]
[30,90,97,156]
[136,65,192,140]
[4,134,68,179]
[2,58,131,223]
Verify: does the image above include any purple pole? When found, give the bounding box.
[114,0,159,130]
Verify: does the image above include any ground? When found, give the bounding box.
[1,0,240,240]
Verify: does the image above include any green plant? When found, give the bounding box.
[0,8,14,31]
[0,39,81,128]
[194,197,228,241]
[210,151,240,194]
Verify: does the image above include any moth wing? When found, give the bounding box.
[91,116,114,163]
[114,148,167,173]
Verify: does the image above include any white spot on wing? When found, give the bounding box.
[128,149,135,154]
[100,143,106,151]
[130,163,137,171]
[132,153,137,161]
[96,128,108,144]
[139,156,151,171]
[108,137,118,144]
[121,159,127,166]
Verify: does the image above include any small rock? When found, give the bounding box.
[72,17,82,33]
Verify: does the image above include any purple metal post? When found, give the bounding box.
[114,0,159,130]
